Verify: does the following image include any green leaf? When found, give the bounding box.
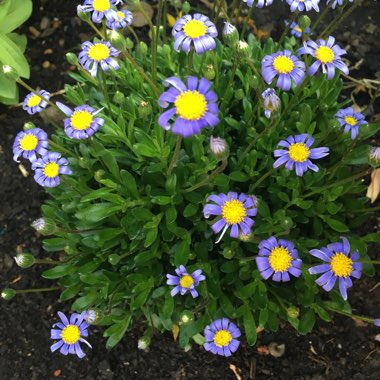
[42,264,76,279]
[0,71,17,98]
[75,203,122,223]
[183,204,199,218]
[132,143,158,157]
[104,316,131,349]
[242,304,257,346]
[120,170,139,199]
[0,33,30,77]
[0,0,32,33]
[174,235,190,266]
[321,216,349,232]
[298,309,316,335]
[7,32,27,52]
[0,0,11,24]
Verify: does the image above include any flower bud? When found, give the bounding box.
[223,22,239,46]
[182,1,191,13]
[66,52,78,65]
[14,253,36,268]
[366,168,380,203]
[235,88,244,100]
[113,91,125,105]
[287,306,300,319]
[222,247,234,259]
[184,344,192,352]
[2,65,19,80]
[237,40,250,59]
[1,288,16,300]
[261,88,281,118]
[31,218,57,235]
[108,254,121,265]
[249,75,260,89]
[138,335,151,350]
[125,37,134,50]
[138,100,152,119]
[299,15,311,30]
[203,64,215,81]
[369,147,380,167]
[23,121,37,131]
[84,309,100,324]
[137,41,148,56]
[280,216,293,230]
[238,232,253,242]
[179,310,194,324]
[209,136,229,160]
[107,29,126,50]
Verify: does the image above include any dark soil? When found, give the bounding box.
[1,1,380,379]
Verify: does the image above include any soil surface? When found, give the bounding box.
[1,1,380,379]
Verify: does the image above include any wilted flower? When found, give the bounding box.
[56,102,105,139]
[327,0,353,9]
[308,237,362,300]
[172,14,217,54]
[158,76,219,137]
[262,50,305,91]
[298,36,349,80]
[287,21,310,38]
[106,9,133,29]
[273,134,329,176]
[243,0,273,7]
[261,88,280,118]
[203,192,257,243]
[77,0,121,23]
[166,265,205,298]
[287,0,320,12]
[204,318,241,357]
[256,237,302,282]
[210,136,228,158]
[22,90,50,115]
[366,168,380,204]
[32,152,72,188]
[78,40,120,77]
[13,128,49,163]
[369,147,380,167]
[138,336,151,350]
[84,310,98,324]
[50,311,92,358]
[335,107,367,140]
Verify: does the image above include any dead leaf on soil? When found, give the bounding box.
[229,364,242,380]
[172,324,180,341]
[256,345,271,356]
[18,164,29,178]
[53,369,62,377]
[10,275,22,284]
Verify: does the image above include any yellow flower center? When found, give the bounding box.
[315,46,335,64]
[179,275,194,289]
[273,55,295,74]
[20,134,38,151]
[43,162,59,178]
[88,43,110,61]
[183,19,207,39]
[222,199,246,225]
[116,11,125,21]
[268,246,292,272]
[71,111,93,130]
[214,330,232,347]
[288,143,310,163]
[175,90,207,120]
[294,25,302,33]
[93,0,110,12]
[330,252,353,277]
[344,116,357,126]
[61,324,81,345]
[27,94,42,108]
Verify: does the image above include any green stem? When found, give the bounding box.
[240,4,253,39]
[167,136,182,176]
[88,20,106,39]
[250,167,276,191]
[310,2,333,34]
[278,11,298,47]
[48,139,74,157]
[220,55,240,113]
[327,139,357,180]
[324,305,375,324]
[16,287,61,294]
[187,49,195,76]
[101,70,112,113]
[127,26,140,43]
[213,0,224,24]
[35,259,61,265]
[183,158,228,192]
[362,260,380,265]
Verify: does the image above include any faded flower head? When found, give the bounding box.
[261,88,280,118]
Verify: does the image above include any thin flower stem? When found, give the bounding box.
[220,55,240,113]
[240,4,253,39]
[162,0,168,44]
[229,0,238,15]
[127,26,140,43]
[48,139,75,157]
[250,167,277,191]
[213,0,225,24]
[35,259,61,265]
[183,158,228,192]
[362,261,380,265]
[88,20,106,39]
[101,70,113,113]
[155,0,165,80]
[324,305,375,324]
[167,136,182,176]
[327,139,357,180]
[16,287,61,294]
[278,11,298,47]
[187,49,195,76]
[310,2,333,34]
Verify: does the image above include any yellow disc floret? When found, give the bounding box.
[273,55,295,74]
[315,46,335,64]
[180,275,194,289]
[268,246,292,272]
[330,252,353,277]
[294,25,302,33]
[344,116,357,126]
[71,111,93,130]
[288,143,310,163]
[183,19,207,39]
[175,90,207,120]
[61,325,81,345]
[27,94,42,108]
[214,330,232,347]
[222,199,246,225]
[116,11,125,20]
[20,134,38,151]
[43,162,59,178]
[93,0,111,12]
[88,43,110,61]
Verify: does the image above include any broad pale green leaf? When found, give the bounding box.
[0,0,11,24]
[0,71,17,98]
[0,33,30,77]
[0,0,32,33]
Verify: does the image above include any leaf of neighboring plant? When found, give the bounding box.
[0,70,17,98]
[0,0,32,33]
[0,0,11,24]
[125,1,153,27]
[7,32,27,53]
[0,34,30,78]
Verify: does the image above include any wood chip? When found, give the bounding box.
[29,26,40,38]
[42,61,51,69]
[18,164,29,177]
[44,48,53,55]
[229,364,242,380]
[53,369,62,377]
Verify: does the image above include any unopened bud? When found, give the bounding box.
[1,288,16,300]
[138,336,151,350]
[238,232,253,242]
[369,147,380,167]
[223,22,239,46]
[287,306,300,319]
[204,64,215,81]
[237,40,250,59]
[209,136,229,160]
[108,254,120,265]
[2,65,19,80]
[31,218,57,235]
[180,310,194,324]
[66,52,78,65]
[14,253,36,268]
[235,88,244,100]
[184,344,192,352]
[113,91,125,104]
[138,100,152,118]
[107,30,125,50]
[137,41,148,56]
[182,1,191,13]
[299,15,311,30]
[23,121,37,131]
[125,37,134,50]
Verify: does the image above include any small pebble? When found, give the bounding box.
[42,61,51,69]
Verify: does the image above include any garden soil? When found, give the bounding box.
[0,1,380,379]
